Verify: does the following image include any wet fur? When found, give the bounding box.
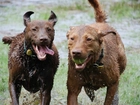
[2,11,59,105]
[66,0,126,105]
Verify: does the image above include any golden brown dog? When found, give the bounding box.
[66,0,126,105]
[2,11,59,105]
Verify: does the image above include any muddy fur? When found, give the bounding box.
[66,0,126,105]
[2,11,59,105]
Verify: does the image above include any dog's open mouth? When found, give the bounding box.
[32,44,54,61]
[73,56,92,71]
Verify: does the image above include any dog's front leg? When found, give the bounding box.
[67,76,82,105]
[9,82,21,105]
[40,89,51,105]
[104,81,119,105]
[67,91,79,105]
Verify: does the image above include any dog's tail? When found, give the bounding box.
[88,0,107,23]
[2,36,14,44]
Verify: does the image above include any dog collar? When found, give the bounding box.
[26,49,32,56]
[93,49,104,68]
[24,41,36,58]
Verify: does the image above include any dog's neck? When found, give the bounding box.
[24,40,37,58]
[93,48,104,68]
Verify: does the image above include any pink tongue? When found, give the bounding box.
[39,46,54,55]
[33,45,54,61]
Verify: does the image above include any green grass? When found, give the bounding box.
[1,0,140,25]
[51,58,68,104]
[129,31,140,41]
[109,1,140,21]
[53,0,87,11]
[0,42,9,103]
[119,52,140,105]
[0,0,87,25]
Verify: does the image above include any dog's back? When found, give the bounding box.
[88,0,126,74]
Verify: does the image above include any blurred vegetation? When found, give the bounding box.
[109,1,140,20]
[0,42,9,103]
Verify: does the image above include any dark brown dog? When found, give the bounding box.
[2,11,59,105]
[66,0,126,105]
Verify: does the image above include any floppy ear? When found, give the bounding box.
[98,30,116,44]
[23,11,34,26]
[48,11,57,26]
[98,30,116,38]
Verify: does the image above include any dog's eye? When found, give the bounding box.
[32,28,37,31]
[46,28,51,32]
[86,38,92,41]
[70,37,74,41]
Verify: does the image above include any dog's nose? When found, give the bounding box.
[72,50,81,56]
[40,37,48,43]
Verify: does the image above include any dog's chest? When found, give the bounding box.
[21,66,45,92]
[20,58,51,93]
[83,68,107,88]
[21,74,40,93]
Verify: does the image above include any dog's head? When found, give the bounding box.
[67,25,115,71]
[23,11,57,61]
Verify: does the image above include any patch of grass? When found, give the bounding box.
[0,5,53,25]
[129,31,140,41]
[119,52,140,105]
[54,0,86,11]
[52,58,68,104]
[0,42,9,103]
[56,40,68,52]
[0,1,88,26]
[109,1,140,20]
[0,7,21,25]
